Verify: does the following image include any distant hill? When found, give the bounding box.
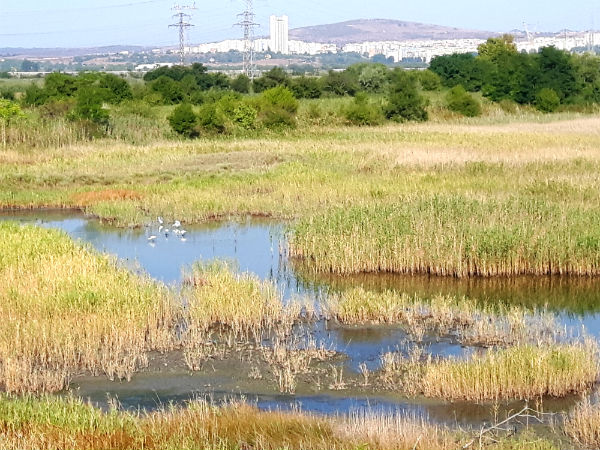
[289,19,497,44]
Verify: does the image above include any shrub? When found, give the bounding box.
[535,88,560,113]
[168,103,198,138]
[22,84,49,106]
[418,70,442,91]
[344,92,383,126]
[260,107,296,130]
[253,67,289,93]
[150,76,184,105]
[290,76,322,99]
[70,87,109,126]
[232,102,258,130]
[230,74,251,94]
[385,70,428,122]
[260,86,298,114]
[446,85,482,117]
[197,102,226,134]
[98,74,133,104]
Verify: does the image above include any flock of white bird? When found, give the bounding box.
[147,217,187,245]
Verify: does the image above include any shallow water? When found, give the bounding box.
[2,210,600,420]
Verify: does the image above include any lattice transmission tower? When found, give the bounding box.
[236,0,258,80]
[170,3,196,65]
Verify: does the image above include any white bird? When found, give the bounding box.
[173,220,181,228]
[158,225,164,232]
[157,217,164,225]
[180,229,187,236]
[148,235,157,242]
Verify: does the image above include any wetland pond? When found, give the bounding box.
[2,209,600,426]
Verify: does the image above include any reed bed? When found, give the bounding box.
[290,197,600,277]
[380,342,599,402]
[0,394,561,450]
[564,397,600,449]
[0,222,178,393]
[185,261,286,336]
[326,287,562,346]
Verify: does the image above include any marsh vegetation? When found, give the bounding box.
[1,46,600,448]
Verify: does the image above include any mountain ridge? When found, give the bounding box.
[289,19,497,43]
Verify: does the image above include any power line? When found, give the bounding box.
[236,0,258,79]
[169,3,196,65]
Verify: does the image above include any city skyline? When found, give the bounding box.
[0,0,599,49]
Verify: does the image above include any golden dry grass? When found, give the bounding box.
[0,222,178,393]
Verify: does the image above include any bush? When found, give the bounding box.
[39,99,74,119]
[150,76,184,104]
[260,86,298,114]
[253,68,289,93]
[418,70,442,91]
[344,93,383,126]
[70,87,109,126]
[230,74,251,94]
[535,88,560,113]
[260,107,296,130]
[98,74,133,104]
[197,103,226,134]
[168,103,198,137]
[290,76,322,99]
[232,102,257,130]
[385,70,428,122]
[446,85,482,117]
[22,84,49,106]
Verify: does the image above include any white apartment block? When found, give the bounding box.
[269,15,289,54]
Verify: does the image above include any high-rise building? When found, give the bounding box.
[269,15,289,54]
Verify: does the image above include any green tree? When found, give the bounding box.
[478,35,518,63]
[429,53,492,92]
[71,87,109,126]
[357,64,390,93]
[384,69,428,122]
[253,67,290,93]
[150,76,185,104]
[418,70,442,91]
[230,74,251,94]
[168,103,199,137]
[290,76,322,99]
[322,70,359,96]
[98,74,133,104]
[537,46,578,101]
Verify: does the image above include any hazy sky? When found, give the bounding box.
[0,0,599,48]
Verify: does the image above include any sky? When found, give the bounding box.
[0,0,599,49]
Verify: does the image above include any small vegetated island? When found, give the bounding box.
[2,35,600,449]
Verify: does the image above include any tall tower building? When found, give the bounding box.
[269,15,289,54]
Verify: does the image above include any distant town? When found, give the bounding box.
[1,16,598,74]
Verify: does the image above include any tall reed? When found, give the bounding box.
[0,222,178,393]
[290,196,600,277]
